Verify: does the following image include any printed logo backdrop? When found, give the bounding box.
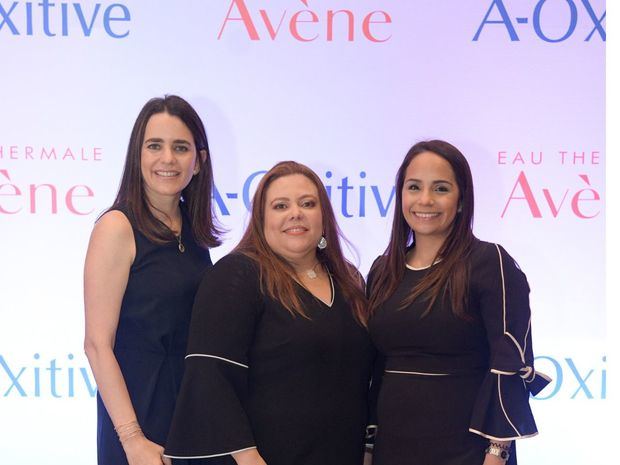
[0,1,606,463]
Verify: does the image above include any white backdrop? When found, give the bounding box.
[0,1,607,463]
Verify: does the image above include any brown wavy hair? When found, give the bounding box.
[368,140,475,319]
[110,95,222,248]
[235,161,368,325]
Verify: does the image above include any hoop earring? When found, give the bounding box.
[317,236,327,250]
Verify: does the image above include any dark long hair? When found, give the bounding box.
[110,95,221,248]
[235,161,368,325]
[368,140,475,319]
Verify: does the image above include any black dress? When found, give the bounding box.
[164,253,374,465]
[368,240,550,465]
[96,207,212,465]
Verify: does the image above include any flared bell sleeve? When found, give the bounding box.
[164,253,262,460]
[469,243,551,441]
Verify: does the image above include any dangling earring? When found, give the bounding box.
[457,204,462,213]
[317,236,327,250]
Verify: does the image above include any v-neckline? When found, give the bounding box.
[296,272,335,308]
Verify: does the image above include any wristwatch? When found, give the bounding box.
[485,444,510,461]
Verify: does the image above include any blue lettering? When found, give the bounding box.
[337,176,353,218]
[73,2,101,37]
[242,170,267,210]
[533,0,577,43]
[581,0,605,41]
[565,357,594,399]
[0,1,131,37]
[359,171,366,217]
[212,185,230,216]
[0,2,19,34]
[79,367,97,397]
[40,0,55,36]
[103,3,130,39]
[371,185,395,217]
[532,355,562,400]
[0,355,26,396]
[473,0,518,41]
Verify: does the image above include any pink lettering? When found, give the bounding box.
[93,148,103,161]
[571,174,600,219]
[41,147,57,160]
[63,148,76,161]
[362,10,392,42]
[66,185,95,215]
[261,9,287,39]
[30,184,58,214]
[0,169,23,214]
[218,0,259,40]
[542,188,569,218]
[25,146,34,159]
[327,9,354,41]
[289,9,319,41]
[501,171,542,218]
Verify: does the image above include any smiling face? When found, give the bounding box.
[401,151,460,245]
[263,174,323,267]
[140,112,199,206]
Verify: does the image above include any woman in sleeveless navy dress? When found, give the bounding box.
[84,96,221,465]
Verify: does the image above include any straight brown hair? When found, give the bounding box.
[368,140,475,319]
[110,95,222,248]
[235,161,368,325]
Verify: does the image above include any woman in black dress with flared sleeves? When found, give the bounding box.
[165,161,374,465]
[366,140,550,465]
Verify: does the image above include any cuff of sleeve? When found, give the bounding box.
[470,371,540,440]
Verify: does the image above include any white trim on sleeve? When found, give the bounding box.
[185,353,249,368]
[164,445,257,459]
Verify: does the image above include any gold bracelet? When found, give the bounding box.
[114,420,143,444]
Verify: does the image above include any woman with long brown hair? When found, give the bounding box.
[366,140,549,465]
[164,161,374,465]
[84,95,221,465]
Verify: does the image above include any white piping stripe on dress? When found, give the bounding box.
[164,446,257,459]
[385,369,450,376]
[523,317,531,359]
[505,332,526,364]
[497,374,521,436]
[327,272,335,307]
[185,353,249,368]
[496,244,507,334]
[468,428,538,441]
[491,368,517,375]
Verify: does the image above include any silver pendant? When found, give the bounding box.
[306,269,317,279]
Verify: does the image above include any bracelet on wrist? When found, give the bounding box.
[114,420,144,445]
[485,442,511,462]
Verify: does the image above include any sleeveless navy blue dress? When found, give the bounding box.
[96,207,212,465]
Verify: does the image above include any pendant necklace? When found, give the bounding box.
[305,262,321,279]
[176,234,185,253]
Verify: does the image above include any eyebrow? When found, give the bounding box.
[143,138,192,145]
[269,194,317,203]
[405,178,454,185]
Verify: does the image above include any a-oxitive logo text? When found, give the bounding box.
[473,0,605,42]
[0,0,131,38]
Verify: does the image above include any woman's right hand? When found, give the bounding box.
[232,448,268,465]
[123,435,171,465]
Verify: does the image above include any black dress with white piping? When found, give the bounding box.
[368,240,549,465]
[164,253,374,465]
